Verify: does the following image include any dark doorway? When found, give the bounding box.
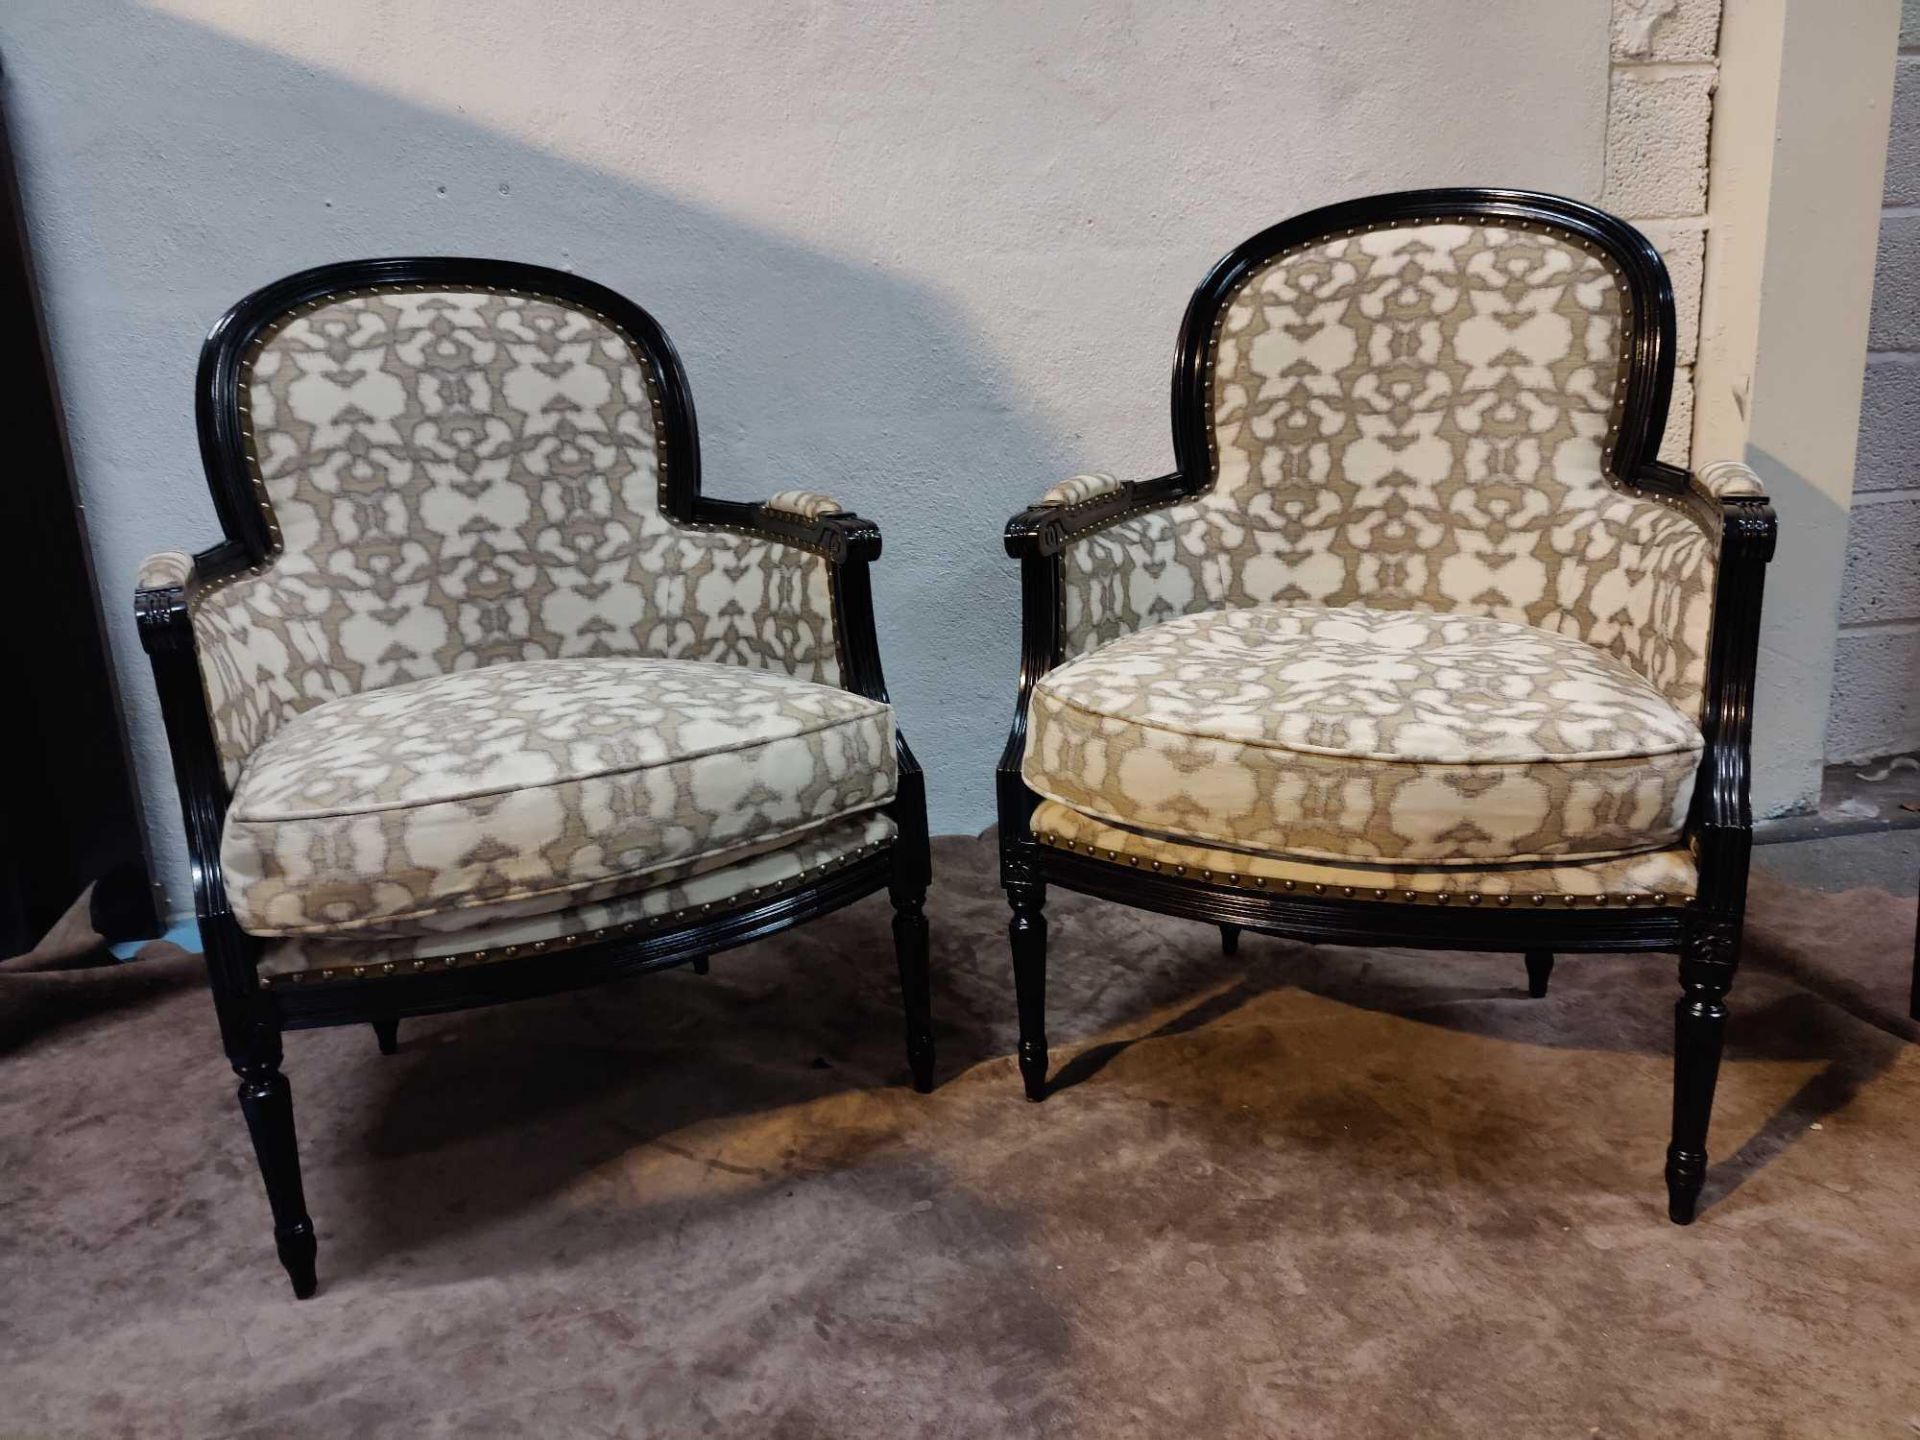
[0,60,159,951]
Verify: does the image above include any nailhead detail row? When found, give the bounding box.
[260,836,893,987]
[1036,829,1681,909]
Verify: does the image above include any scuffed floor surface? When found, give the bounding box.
[3,834,1917,1437]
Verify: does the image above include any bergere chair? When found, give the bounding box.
[136,258,933,1297]
[998,189,1775,1223]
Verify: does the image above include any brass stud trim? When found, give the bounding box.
[1030,831,1688,911]
[259,836,891,987]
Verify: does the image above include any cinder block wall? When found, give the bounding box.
[1829,3,1920,763]
[1605,0,1720,467]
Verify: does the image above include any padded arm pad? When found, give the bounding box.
[136,550,195,593]
[1038,472,1126,507]
[763,489,844,521]
[1694,460,1766,499]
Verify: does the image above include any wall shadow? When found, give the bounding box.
[6,0,1068,906]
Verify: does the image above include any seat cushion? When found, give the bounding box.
[222,657,895,937]
[1030,801,1697,907]
[258,810,897,984]
[1023,604,1703,865]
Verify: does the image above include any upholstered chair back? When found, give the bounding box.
[186,281,838,783]
[1063,214,1716,720]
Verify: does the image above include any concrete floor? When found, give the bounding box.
[1756,827,1920,897]
[7,832,1919,1436]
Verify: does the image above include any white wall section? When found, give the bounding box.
[1828,0,1920,763]
[0,0,1614,909]
[1606,0,1721,468]
[1691,0,1901,814]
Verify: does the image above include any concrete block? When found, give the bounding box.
[1604,68,1714,217]
[1611,0,1721,62]
[1660,363,1694,467]
[1634,219,1704,365]
[1826,624,1920,762]
[1869,214,1920,350]
[1838,494,1920,624]
[1888,55,1920,207]
[1905,0,1920,50]
[1855,357,1920,493]
[1883,61,1920,214]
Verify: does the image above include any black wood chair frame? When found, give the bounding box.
[136,257,934,1297]
[996,189,1776,1224]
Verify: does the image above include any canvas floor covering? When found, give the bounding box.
[3,832,1917,1437]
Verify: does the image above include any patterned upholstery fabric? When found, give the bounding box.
[183,288,842,785]
[764,490,843,520]
[257,810,896,982]
[222,656,895,938]
[1024,604,1702,865]
[1031,801,1697,906]
[1039,473,1126,507]
[1057,221,1718,722]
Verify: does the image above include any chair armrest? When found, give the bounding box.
[137,550,196,595]
[1683,462,1777,918]
[1004,471,1190,559]
[762,489,843,522]
[1037,472,1126,507]
[997,472,1199,864]
[133,545,266,999]
[1694,460,1767,500]
[675,494,889,701]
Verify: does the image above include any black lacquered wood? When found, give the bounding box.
[1525,952,1555,999]
[139,257,933,1296]
[1910,879,1919,1024]
[1007,881,1049,1102]
[996,190,1775,1224]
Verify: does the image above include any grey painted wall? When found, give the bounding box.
[1831,0,1920,762]
[2,0,1609,914]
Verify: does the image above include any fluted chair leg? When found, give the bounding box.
[232,1035,317,1298]
[1524,951,1554,998]
[1220,923,1241,956]
[1909,905,1918,1021]
[1666,930,1736,1224]
[1007,881,1049,1101]
[371,1017,399,1054]
[891,881,935,1093]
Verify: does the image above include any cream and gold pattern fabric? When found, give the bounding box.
[1057,221,1717,722]
[257,810,896,982]
[222,656,895,938]
[1024,604,1702,866]
[764,490,843,520]
[176,288,842,784]
[1031,802,1696,906]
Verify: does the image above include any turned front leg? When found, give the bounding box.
[231,1027,318,1297]
[1007,881,1049,1101]
[1665,927,1737,1224]
[1524,951,1554,998]
[891,880,936,1094]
